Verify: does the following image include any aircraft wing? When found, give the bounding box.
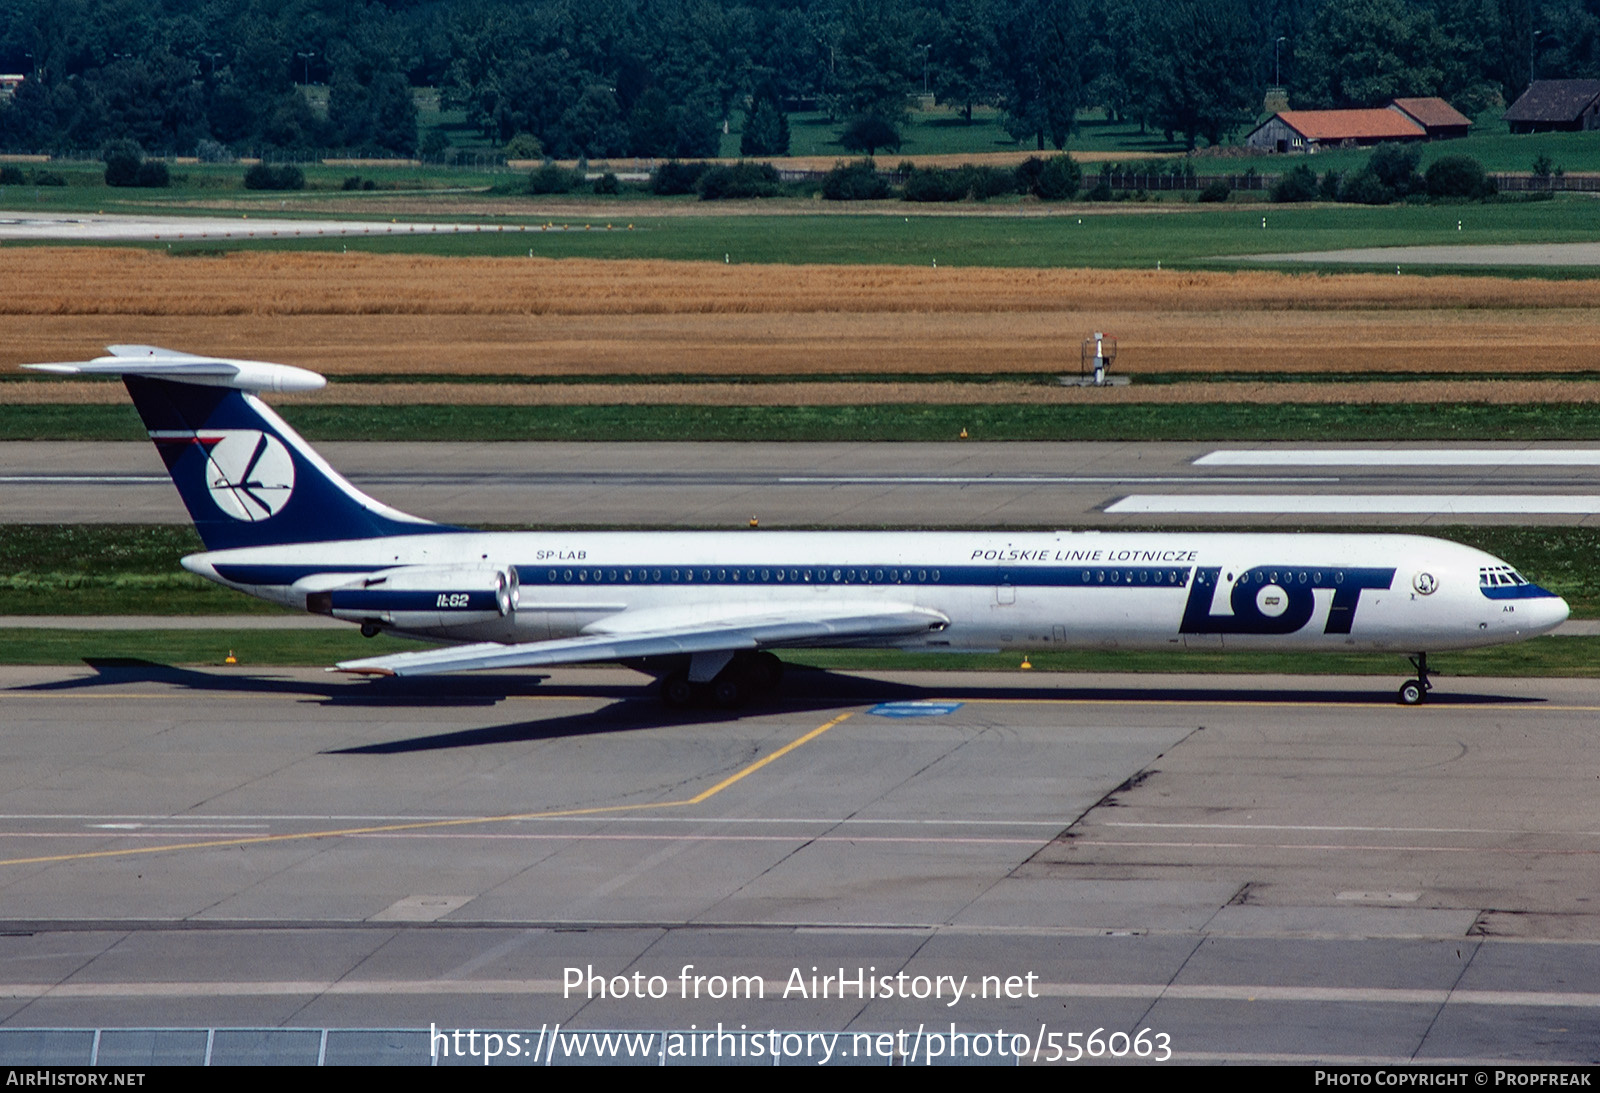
[333,603,949,677]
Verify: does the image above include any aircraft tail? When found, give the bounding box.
[25,346,441,551]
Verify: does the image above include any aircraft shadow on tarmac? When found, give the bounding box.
[331,669,1551,753]
[15,658,559,706]
[9,659,1548,754]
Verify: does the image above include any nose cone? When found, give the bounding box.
[1533,593,1571,635]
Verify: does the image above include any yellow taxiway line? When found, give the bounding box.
[0,712,854,869]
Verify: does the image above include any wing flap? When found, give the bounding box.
[334,606,947,677]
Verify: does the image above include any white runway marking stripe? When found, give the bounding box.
[1197,449,1600,467]
[0,979,1592,1007]
[0,476,169,484]
[778,475,1336,485]
[1106,494,1600,514]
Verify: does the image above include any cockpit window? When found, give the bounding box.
[1479,565,1528,588]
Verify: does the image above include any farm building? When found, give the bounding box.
[0,74,23,100]
[1246,108,1426,152]
[1503,79,1600,132]
[1390,97,1472,138]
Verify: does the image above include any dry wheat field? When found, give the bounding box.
[2,249,1598,403]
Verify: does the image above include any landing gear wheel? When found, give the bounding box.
[660,672,696,709]
[1397,653,1433,706]
[740,651,784,692]
[710,674,746,709]
[359,622,381,638]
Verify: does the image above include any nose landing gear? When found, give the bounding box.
[1397,653,1432,706]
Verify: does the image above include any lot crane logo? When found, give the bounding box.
[1180,565,1395,635]
[202,429,295,521]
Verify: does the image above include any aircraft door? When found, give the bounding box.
[996,570,1015,605]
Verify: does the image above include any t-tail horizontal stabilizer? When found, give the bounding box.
[22,345,326,393]
[23,345,444,551]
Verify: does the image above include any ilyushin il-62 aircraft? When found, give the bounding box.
[28,347,1570,707]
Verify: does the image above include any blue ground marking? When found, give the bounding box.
[867,701,965,718]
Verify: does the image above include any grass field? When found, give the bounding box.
[15,401,1600,445]
[2,628,1592,676]
[0,628,430,666]
[2,199,1588,275]
[782,106,1190,158]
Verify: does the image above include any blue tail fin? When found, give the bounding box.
[125,376,442,550]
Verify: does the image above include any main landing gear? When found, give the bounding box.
[1397,653,1432,706]
[660,651,785,709]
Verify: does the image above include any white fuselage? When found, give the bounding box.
[183,530,1570,655]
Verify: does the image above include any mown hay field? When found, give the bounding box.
[2,248,1598,383]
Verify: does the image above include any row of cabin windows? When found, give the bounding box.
[534,566,1201,587]
[544,567,942,585]
[1079,569,1189,586]
[1208,570,1349,586]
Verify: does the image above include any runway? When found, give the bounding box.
[1242,241,1600,267]
[0,212,561,242]
[0,664,1596,1063]
[11,440,1600,527]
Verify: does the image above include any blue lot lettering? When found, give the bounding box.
[1180,566,1394,635]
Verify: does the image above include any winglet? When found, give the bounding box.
[23,345,326,393]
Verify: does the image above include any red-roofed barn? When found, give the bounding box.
[1389,97,1472,138]
[1247,108,1426,153]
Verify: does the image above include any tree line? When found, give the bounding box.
[2,0,1598,159]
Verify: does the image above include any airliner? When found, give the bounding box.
[27,347,1571,707]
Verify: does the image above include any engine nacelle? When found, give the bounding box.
[307,564,519,630]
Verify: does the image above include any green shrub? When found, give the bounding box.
[526,162,580,194]
[194,139,232,163]
[0,165,23,185]
[1032,155,1081,200]
[902,166,967,202]
[1367,142,1423,197]
[963,165,1017,200]
[820,159,889,201]
[1425,155,1495,200]
[31,170,65,186]
[503,132,543,160]
[243,163,305,190]
[134,160,169,188]
[697,160,781,200]
[1339,167,1393,205]
[1197,179,1230,203]
[1014,157,1043,194]
[592,171,621,194]
[651,160,707,195]
[1269,163,1318,203]
[102,139,143,187]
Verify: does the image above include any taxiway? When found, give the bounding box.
[0,665,1595,1063]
